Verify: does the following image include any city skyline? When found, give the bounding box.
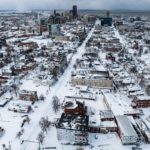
[0,0,150,11]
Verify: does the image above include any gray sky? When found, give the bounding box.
[0,0,150,10]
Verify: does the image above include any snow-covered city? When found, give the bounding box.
[0,1,150,150]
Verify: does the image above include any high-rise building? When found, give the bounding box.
[72,5,78,19]
[101,10,112,26]
[40,18,48,35]
[106,10,110,18]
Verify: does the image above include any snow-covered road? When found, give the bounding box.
[17,24,95,150]
[113,28,126,47]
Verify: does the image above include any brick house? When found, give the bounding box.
[132,95,150,108]
[19,90,38,101]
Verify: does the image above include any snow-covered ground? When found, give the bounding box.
[23,36,53,48]
[0,22,96,150]
[1,20,150,150]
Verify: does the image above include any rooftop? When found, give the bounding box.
[116,115,138,137]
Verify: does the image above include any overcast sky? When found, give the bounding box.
[0,0,150,10]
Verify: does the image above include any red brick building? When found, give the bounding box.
[132,96,150,108]
[64,101,86,115]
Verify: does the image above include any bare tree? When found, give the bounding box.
[39,117,51,133]
[39,94,45,101]
[11,84,19,96]
[52,96,60,113]
[146,85,150,96]
[139,74,145,88]
[26,116,31,124]
[76,59,80,66]
[73,64,77,69]
[130,66,137,74]
[16,129,24,139]
[52,66,59,79]
[2,144,6,150]
[37,132,45,145]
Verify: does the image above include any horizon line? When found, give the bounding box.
[0,8,150,12]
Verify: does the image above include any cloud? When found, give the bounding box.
[0,0,150,10]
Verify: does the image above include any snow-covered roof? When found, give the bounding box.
[104,93,136,116]
[89,115,100,127]
[136,95,150,101]
[116,115,138,137]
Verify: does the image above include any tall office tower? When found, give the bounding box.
[72,5,78,19]
[106,10,110,18]
[54,10,56,17]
